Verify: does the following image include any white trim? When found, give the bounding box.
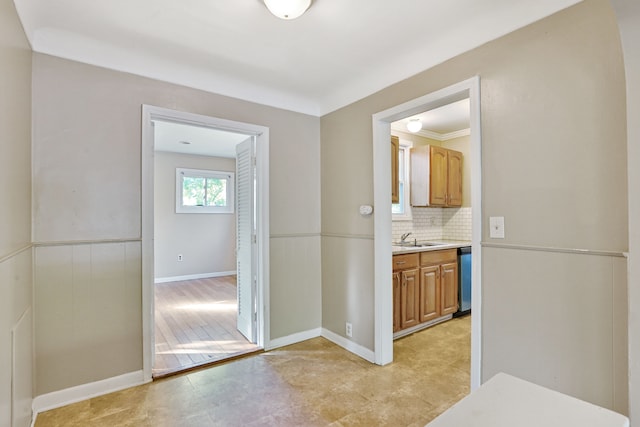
[321,328,376,363]
[266,328,321,350]
[390,125,471,141]
[141,105,270,381]
[154,271,237,284]
[372,77,482,391]
[32,371,146,414]
[416,128,471,141]
[392,140,413,221]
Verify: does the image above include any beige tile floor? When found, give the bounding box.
[35,316,470,427]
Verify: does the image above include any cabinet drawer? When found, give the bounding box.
[420,249,456,266]
[393,253,419,271]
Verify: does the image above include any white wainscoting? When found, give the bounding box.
[0,246,33,427]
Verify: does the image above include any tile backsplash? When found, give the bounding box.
[392,207,472,242]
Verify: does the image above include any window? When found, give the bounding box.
[392,142,412,220]
[176,168,234,214]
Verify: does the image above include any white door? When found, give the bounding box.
[236,137,256,342]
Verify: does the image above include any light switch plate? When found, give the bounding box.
[489,216,505,239]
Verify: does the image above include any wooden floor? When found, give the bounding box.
[153,275,260,377]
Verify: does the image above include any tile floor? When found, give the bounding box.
[35,316,471,427]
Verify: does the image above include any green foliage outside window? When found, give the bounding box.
[182,177,227,207]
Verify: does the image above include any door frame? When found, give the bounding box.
[141,105,270,381]
[372,76,482,390]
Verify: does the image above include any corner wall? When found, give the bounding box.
[0,0,33,425]
[321,0,628,413]
[610,0,640,421]
[31,54,321,397]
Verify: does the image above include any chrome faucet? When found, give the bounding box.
[400,232,412,243]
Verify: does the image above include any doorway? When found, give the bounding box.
[141,106,270,381]
[372,77,482,390]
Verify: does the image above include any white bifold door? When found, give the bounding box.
[235,137,257,343]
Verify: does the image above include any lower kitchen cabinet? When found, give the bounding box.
[419,265,440,323]
[392,253,420,332]
[393,249,459,334]
[440,261,459,315]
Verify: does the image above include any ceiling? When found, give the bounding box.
[14,0,581,117]
[153,120,250,158]
[392,98,470,140]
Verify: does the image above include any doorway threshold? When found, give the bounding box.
[153,348,264,380]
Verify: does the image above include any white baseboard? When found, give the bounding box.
[266,327,321,350]
[154,271,236,284]
[32,370,148,415]
[321,328,376,363]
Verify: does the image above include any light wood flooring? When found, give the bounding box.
[35,316,471,426]
[154,276,260,377]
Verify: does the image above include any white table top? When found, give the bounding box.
[426,373,629,427]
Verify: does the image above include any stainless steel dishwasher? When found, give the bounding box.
[454,246,471,317]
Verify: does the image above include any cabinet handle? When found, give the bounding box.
[396,261,406,265]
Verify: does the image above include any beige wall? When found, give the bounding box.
[32,53,322,395]
[321,0,627,413]
[0,0,33,425]
[610,0,640,421]
[154,152,236,279]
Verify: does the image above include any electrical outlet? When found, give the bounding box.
[177,254,183,261]
[346,322,353,338]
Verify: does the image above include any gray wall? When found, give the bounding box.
[32,53,322,395]
[154,152,236,279]
[0,0,33,425]
[321,0,628,413]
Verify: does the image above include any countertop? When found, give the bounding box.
[427,372,629,427]
[392,239,471,255]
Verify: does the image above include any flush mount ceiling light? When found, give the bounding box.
[406,119,423,133]
[263,0,311,20]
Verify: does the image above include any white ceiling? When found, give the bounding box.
[14,0,582,117]
[153,120,250,158]
[392,98,470,140]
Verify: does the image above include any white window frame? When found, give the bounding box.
[392,140,412,220]
[176,167,235,214]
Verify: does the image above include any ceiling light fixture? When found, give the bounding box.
[406,119,423,133]
[263,0,311,20]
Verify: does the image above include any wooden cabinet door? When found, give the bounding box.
[400,268,420,329]
[419,265,440,323]
[429,146,448,206]
[391,136,400,204]
[393,272,401,333]
[440,262,459,315]
[447,150,463,206]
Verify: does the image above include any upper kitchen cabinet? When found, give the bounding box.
[391,136,400,203]
[410,145,462,207]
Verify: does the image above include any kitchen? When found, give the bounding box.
[390,98,472,339]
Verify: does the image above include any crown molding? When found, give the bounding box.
[391,125,471,141]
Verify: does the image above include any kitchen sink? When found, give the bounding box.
[394,241,442,248]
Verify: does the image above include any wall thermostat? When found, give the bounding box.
[359,205,373,216]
